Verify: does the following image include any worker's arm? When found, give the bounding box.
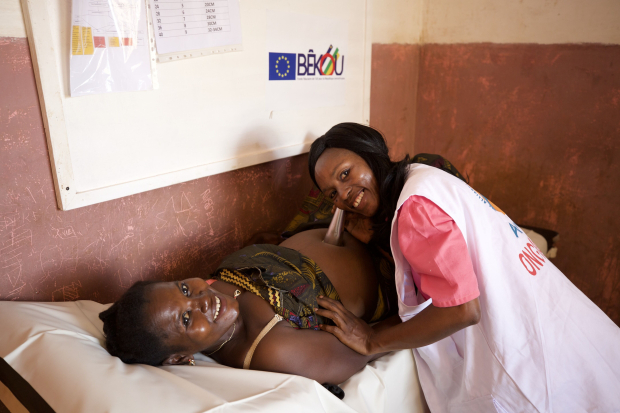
[316,296,480,355]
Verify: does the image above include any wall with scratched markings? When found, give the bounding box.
[0,37,314,304]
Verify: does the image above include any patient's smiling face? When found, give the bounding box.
[145,278,239,360]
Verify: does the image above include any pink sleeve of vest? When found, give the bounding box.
[397,196,480,307]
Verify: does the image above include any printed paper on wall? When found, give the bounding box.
[148,0,243,56]
[70,0,154,96]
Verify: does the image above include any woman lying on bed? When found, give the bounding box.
[100,227,397,385]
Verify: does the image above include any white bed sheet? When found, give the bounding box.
[0,300,428,413]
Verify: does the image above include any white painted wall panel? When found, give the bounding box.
[21,0,372,210]
[422,0,620,45]
[370,0,620,45]
[0,0,26,38]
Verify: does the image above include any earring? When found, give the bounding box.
[233,289,241,299]
[189,358,195,366]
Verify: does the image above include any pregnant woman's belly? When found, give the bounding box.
[280,229,379,321]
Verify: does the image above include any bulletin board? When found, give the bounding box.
[20,0,371,210]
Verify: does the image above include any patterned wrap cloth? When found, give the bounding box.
[211,244,389,330]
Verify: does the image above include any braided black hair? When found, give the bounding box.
[99,281,174,366]
[308,123,411,250]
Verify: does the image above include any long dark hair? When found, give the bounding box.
[99,281,175,366]
[308,123,411,249]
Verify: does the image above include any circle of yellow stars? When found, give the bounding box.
[275,55,291,78]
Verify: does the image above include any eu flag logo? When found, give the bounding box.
[269,53,296,80]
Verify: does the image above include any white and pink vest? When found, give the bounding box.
[390,164,620,413]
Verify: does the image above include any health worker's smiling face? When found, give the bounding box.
[315,148,380,218]
[146,278,239,359]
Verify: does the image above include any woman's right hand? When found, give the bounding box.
[332,206,374,244]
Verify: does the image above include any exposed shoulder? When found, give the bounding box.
[207,286,283,368]
[246,318,297,366]
[249,322,319,374]
[248,322,374,384]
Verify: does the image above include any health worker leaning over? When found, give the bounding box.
[309,123,620,413]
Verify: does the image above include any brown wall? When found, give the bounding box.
[2,37,619,325]
[414,44,620,324]
[0,37,312,304]
[369,44,420,160]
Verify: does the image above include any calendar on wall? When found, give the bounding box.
[148,0,242,59]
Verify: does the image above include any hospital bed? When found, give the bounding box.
[0,300,429,413]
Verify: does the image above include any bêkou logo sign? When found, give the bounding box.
[269,45,344,81]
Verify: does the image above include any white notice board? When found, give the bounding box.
[20,0,371,210]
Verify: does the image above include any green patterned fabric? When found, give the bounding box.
[410,153,467,183]
[212,244,341,330]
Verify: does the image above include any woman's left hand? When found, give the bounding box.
[343,213,374,244]
[316,296,376,355]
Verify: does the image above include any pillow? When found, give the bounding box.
[0,300,428,413]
